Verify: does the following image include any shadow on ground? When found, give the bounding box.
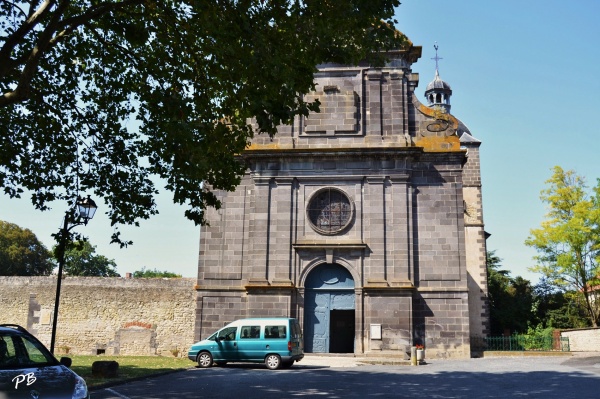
[93,359,600,399]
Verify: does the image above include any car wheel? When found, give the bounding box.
[265,354,281,370]
[197,351,213,368]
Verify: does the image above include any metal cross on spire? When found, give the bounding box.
[431,42,443,74]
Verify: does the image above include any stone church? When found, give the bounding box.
[193,37,488,359]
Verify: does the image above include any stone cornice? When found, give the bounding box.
[193,285,246,292]
[364,279,415,290]
[416,287,469,293]
[293,240,369,250]
[243,146,424,159]
[245,285,296,291]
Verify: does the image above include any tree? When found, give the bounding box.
[1,1,406,246]
[531,278,589,329]
[59,240,119,277]
[133,267,181,278]
[487,250,534,335]
[487,250,512,335]
[525,166,600,327]
[0,220,54,275]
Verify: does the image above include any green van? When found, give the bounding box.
[188,318,304,370]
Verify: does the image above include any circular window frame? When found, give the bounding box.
[306,187,354,235]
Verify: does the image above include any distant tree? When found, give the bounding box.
[508,276,535,332]
[532,278,590,329]
[525,166,600,327]
[59,241,119,277]
[487,250,534,335]
[487,250,511,334]
[0,220,53,275]
[133,267,181,278]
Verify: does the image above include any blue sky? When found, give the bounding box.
[397,0,600,282]
[2,1,599,281]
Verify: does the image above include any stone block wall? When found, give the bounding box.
[364,292,412,354]
[0,276,196,357]
[561,328,600,352]
[413,292,471,359]
[195,293,247,340]
[461,143,482,188]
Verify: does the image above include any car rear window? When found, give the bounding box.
[264,325,286,339]
[292,322,303,339]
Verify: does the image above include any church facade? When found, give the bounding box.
[193,40,488,359]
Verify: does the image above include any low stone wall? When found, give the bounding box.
[560,328,600,352]
[0,276,196,357]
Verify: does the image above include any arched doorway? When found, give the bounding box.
[304,263,355,353]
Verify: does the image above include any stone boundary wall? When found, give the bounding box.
[0,276,196,357]
[560,328,600,352]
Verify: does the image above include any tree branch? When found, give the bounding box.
[1,0,145,108]
[0,0,55,77]
[57,0,144,34]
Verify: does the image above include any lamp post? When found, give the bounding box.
[50,195,98,354]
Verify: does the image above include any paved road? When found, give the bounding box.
[92,354,600,398]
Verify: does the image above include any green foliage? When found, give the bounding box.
[525,166,600,326]
[0,1,407,246]
[520,325,555,351]
[59,240,120,277]
[0,220,54,276]
[487,250,534,335]
[133,267,181,278]
[487,248,590,333]
[532,278,590,329]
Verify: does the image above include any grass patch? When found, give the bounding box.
[69,355,193,388]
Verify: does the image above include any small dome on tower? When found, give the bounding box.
[426,70,452,92]
[424,44,452,112]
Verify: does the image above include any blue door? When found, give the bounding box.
[304,264,355,353]
[305,292,329,352]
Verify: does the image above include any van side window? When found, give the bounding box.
[264,325,286,339]
[218,327,237,341]
[240,326,260,339]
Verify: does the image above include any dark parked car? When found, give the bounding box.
[0,324,89,398]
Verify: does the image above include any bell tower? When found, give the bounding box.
[424,43,452,112]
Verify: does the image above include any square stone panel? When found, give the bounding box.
[304,91,359,135]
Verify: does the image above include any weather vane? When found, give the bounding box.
[431,42,443,73]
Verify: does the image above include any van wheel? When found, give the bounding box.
[197,352,213,368]
[265,354,282,370]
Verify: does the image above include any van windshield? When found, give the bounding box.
[217,327,237,341]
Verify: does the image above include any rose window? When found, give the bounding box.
[307,188,353,235]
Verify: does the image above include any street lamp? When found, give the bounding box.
[50,195,98,354]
